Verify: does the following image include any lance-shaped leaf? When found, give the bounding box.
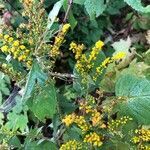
[47,0,64,29]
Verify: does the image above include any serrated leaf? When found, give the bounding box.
[30,84,57,122]
[5,111,28,132]
[115,74,150,124]
[84,0,106,20]
[124,0,150,13]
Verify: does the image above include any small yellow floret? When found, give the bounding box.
[84,132,103,147]
[8,37,14,42]
[1,45,9,52]
[95,40,104,49]
[13,40,20,47]
[112,52,126,60]
[20,45,26,50]
[4,35,10,40]
[62,24,70,33]
[62,114,76,127]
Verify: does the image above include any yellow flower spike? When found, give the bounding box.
[95,40,104,49]
[101,57,111,68]
[13,40,20,47]
[1,45,9,52]
[88,40,104,62]
[50,24,70,58]
[62,24,70,33]
[70,42,85,60]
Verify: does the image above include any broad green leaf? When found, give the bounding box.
[22,62,47,103]
[74,0,85,5]
[124,0,150,13]
[30,84,57,122]
[115,74,150,124]
[24,141,57,150]
[47,0,64,29]
[84,0,106,20]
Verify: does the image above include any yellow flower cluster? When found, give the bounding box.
[112,52,126,60]
[1,63,22,81]
[60,140,82,150]
[69,42,84,60]
[69,40,104,82]
[62,113,76,127]
[108,116,133,132]
[0,34,32,68]
[132,128,150,144]
[79,100,105,128]
[62,113,89,132]
[75,116,89,132]
[75,54,90,79]
[50,24,70,58]
[94,52,126,81]
[140,145,150,150]
[89,40,104,62]
[84,132,103,147]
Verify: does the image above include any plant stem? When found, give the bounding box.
[63,0,73,23]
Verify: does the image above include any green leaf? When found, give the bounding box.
[47,0,64,29]
[115,74,150,124]
[5,111,28,132]
[84,0,106,20]
[8,136,21,148]
[0,72,10,96]
[74,0,85,5]
[24,140,57,150]
[22,62,47,103]
[29,84,57,122]
[124,0,150,13]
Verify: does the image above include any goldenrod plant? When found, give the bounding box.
[0,0,149,149]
